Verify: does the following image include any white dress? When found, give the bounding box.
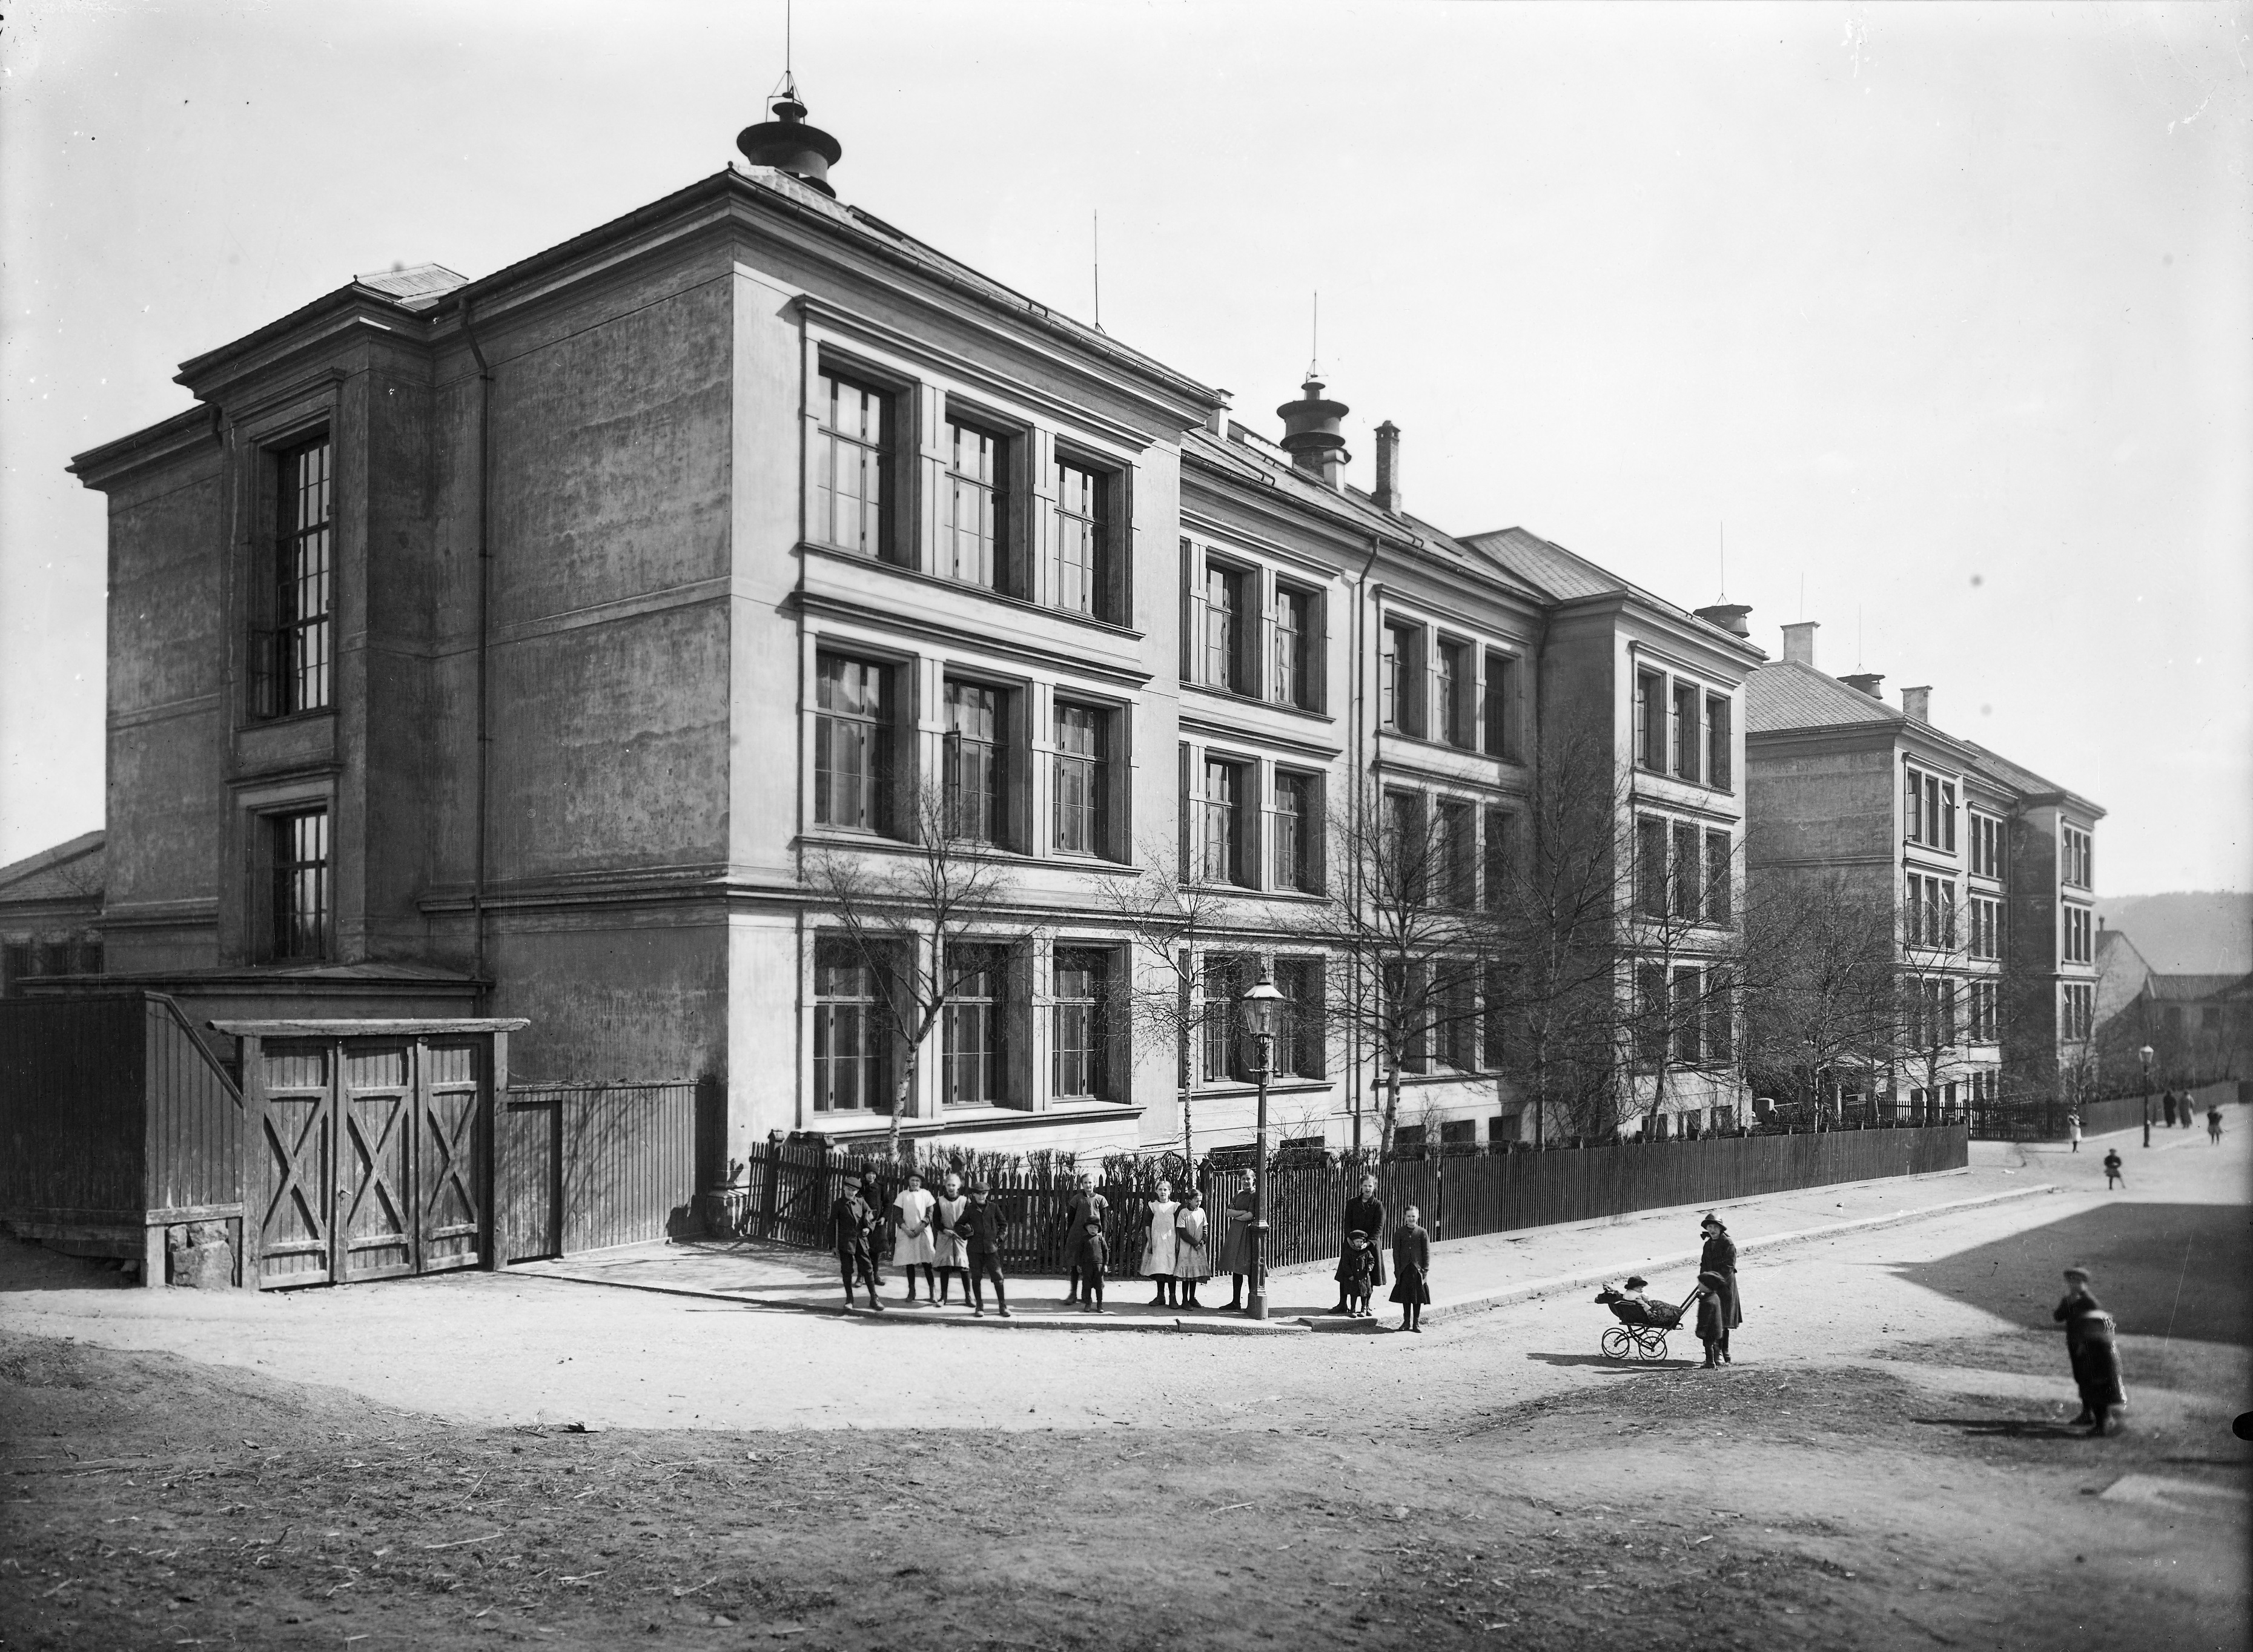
[890,1187,937,1267]
[1141,1198,1181,1277]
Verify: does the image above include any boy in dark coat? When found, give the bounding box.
[2102,1149,2125,1189]
[955,1184,1011,1318]
[1389,1206,1432,1333]
[1693,1270,1728,1366]
[1059,1174,1108,1306]
[2054,1266,2126,1433]
[1336,1229,1380,1317]
[1076,1209,1110,1312]
[830,1175,884,1312]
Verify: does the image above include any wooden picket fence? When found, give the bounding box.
[708,1124,1968,1275]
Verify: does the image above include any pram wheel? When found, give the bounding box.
[1636,1330,1669,1362]
[1601,1327,1633,1361]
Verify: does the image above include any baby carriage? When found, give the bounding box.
[1593,1280,1697,1361]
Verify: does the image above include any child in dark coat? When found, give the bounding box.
[1336,1229,1380,1318]
[1389,1206,1432,1333]
[1077,1214,1109,1313]
[956,1184,1011,1319]
[1694,1270,1728,1366]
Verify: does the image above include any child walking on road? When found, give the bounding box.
[2210,1106,2225,1145]
[1390,1206,1431,1333]
[1694,1270,1729,1367]
[2103,1148,2125,1190]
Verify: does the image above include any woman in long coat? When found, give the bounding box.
[1216,1183,1259,1312]
[1698,1213,1742,1361]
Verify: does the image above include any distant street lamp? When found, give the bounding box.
[1239,971,1287,1321]
[2140,1044,2156,1149]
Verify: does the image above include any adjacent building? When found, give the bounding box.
[57,91,1764,1170]
[1745,623,2105,1117]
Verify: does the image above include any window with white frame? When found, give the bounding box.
[942,414,1010,592]
[942,943,1011,1107]
[2063,903,2093,964]
[1633,669,1665,771]
[2062,825,2092,888]
[1969,812,2005,879]
[942,679,1011,848]
[1968,979,1999,1043]
[1968,896,2003,960]
[1051,457,1119,622]
[1202,559,1252,695]
[813,938,890,1111]
[1905,767,1958,851]
[1483,651,1519,761]
[1704,693,1733,790]
[1053,948,1113,1098]
[1670,681,1701,782]
[812,370,893,560]
[1272,770,1320,894]
[1438,638,1474,748]
[1200,951,1255,1083]
[1273,583,1321,710]
[2061,982,2094,1042]
[1908,873,1957,950]
[1052,701,1113,857]
[815,653,896,834]
[1200,757,1251,886]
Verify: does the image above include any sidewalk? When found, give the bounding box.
[515,1155,2061,1333]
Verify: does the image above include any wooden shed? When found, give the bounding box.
[0,992,246,1283]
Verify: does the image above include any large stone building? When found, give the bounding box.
[60,92,1760,1169]
[1744,623,2104,1116]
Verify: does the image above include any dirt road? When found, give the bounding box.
[3,1126,2246,1650]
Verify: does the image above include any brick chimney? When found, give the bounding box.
[1372,421,1402,514]
[1839,672,1885,698]
[1901,684,1932,722]
[1695,603,1752,638]
[1781,621,1819,667]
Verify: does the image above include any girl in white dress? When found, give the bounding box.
[1140,1178,1182,1308]
[1173,1188,1212,1310]
[889,1171,938,1304]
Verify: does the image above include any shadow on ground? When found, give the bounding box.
[1893,1204,2253,1346]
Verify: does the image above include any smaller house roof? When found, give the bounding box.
[2145,972,2250,1004]
[0,830,105,906]
[350,263,469,311]
[1746,659,1901,732]
[1458,527,1765,657]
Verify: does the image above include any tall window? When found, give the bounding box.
[1273,771,1318,893]
[943,943,1007,1107]
[1483,652,1518,760]
[1634,670,1665,770]
[1906,769,1957,850]
[1274,584,1319,709]
[1970,896,2003,959]
[1704,971,1734,1062]
[1970,813,2005,879]
[1051,459,1111,620]
[1436,968,1478,1071]
[271,807,331,960]
[1970,979,1999,1042]
[1483,959,1513,1069]
[813,371,890,558]
[1273,956,1325,1079]
[1200,953,1253,1082]
[2062,825,2092,888]
[2063,904,2093,963]
[1204,562,1249,693]
[259,436,333,717]
[1054,949,1110,1097]
[942,418,1006,590]
[813,939,887,1111]
[1671,681,1701,781]
[1201,758,1249,885]
[1704,830,1732,927]
[1437,801,1476,908]
[1483,807,1514,913]
[1438,639,1473,748]
[1053,702,1108,856]
[1670,966,1703,1063]
[943,680,1005,846]
[1910,874,1957,949]
[1670,822,1701,919]
[1636,818,1669,919]
[1705,693,1732,790]
[1635,963,1668,1065]
[2062,983,2095,1042]
[815,654,893,833]
[1381,621,1423,735]
[1385,790,1426,905]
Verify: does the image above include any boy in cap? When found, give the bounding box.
[954,1183,1011,1318]
[830,1173,885,1312]
[2053,1267,2125,1433]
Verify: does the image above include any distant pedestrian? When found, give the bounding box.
[2066,1112,2082,1152]
[1336,1229,1380,1317]
[1697,1214,1742,1363]
[830,1174,884,1312]
[930,1172,971,1306]
[1059,1173,1108,1307]
[2209,1105,2225,1145]
[2053,1267,2126,1434]
[1141,1178,1182,1308]
[1217,1181,1258,1312]
[890,1171,939,1304]
[2102,1149,2125,1190]
[1173,1189,1212,1309]
[1693,1270,1729,1367]
[1390,1206,1432,1333]
[956,1183,1011,1318]
[1332,1173,1386,1314]
[2162,1091,2178,1129]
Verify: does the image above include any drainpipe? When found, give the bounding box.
[463,304,495,1008]
[1349,537,1383,1155]
[1530,607,1552,1150]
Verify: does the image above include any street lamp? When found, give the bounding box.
[2140,1044,2155,1149]
[1239,970,1287,1321]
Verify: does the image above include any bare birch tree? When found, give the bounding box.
[804,781,1030,1161]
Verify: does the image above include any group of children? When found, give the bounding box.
[829,1168,1437,1331]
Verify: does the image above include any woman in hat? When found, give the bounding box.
[1698,1214,1742,1361]
[2054,1267,2126,1433]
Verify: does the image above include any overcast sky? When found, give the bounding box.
[3,1,2248,895]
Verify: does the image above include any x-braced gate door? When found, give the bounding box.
[227,1020,522,1290]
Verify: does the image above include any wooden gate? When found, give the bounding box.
[218,1019,523,1290]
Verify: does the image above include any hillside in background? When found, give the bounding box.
[2097,891,2253,975]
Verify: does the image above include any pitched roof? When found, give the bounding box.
[0,830,105,904]
[1956,741,2077,804]
[350,263,468,310]
[2145,971,2251,1003]
[1745,659,1902,732]
[1457,527,1765,656]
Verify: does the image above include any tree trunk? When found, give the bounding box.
[887,1056,917,1165]
[1380,1065,1404,1156]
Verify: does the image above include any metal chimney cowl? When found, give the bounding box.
[1276,376,1351,487]
[737,97,843,197]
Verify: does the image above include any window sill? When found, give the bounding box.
[1181,682,1334,724]
[238,707,338,733]
[1190,1078,1334,1099]
[797,831,1128,873]
[810,1099,1145,1138]
[800,541,1142,641]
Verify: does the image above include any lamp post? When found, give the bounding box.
[1239,970,1287,1322]
[2140,1044,2155,1149]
